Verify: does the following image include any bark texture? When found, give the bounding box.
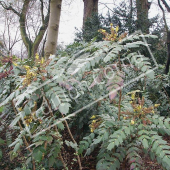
[136,0,151,33]
[44,0,62,59]
[83,0,98,27]
[165,31,170,74]
[158,0,170,74]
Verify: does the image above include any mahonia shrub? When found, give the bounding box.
[0,26,170,170]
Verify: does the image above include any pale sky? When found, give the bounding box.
[58,0,117,45]
[58,0,83,45]
[58,0,166,45]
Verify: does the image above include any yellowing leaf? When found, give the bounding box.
[13,62,18,66]
[35,53,39,60]
[131,120,135,125]
[41,57,45,64]
[116,26,119,32]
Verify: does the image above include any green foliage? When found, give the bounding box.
[74,1,167,67]
[75,14,107,42]
[0,32,170,170]
[79,108,170,169]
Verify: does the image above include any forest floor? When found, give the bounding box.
[1,127,170,170]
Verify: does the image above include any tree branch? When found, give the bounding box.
[19,0,32,57]
[158,0,169,32]
[0,1,20,16]
[99,2,114,12]
[161,0,170,12]
[40,0,45,25]
[32,1,50,56]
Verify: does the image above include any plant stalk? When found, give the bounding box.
[12,100,36,170]
[61,113,82,170]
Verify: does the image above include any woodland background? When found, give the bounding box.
[0,0,170,170]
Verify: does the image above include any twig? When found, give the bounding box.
[12,100,36,170]
[160,0,170,12]
[41,90,67,169]
[0,1,20,16]
[118,55,122,120]
[158,0,169,32]
[99,2,114,12]
[61,113,82,170]
[118,90,122,121]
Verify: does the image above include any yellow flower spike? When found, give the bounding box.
[123,117,126,120]
[92,120,96,123]
[131,120,135,125]
[41,57,45,64]
[135,105,142,112]
[130,101,133,104]
[152,110,155,114]
[116,26,119,32]
[90,115,96,119]
[110,23,113,26]
[13,62,18,66]
[131,93,135,100]
[18,107,22,112]
[35,53,39,60]
[111,27,115,31]
[154,104,160,108]
[90,128,94,133]
[24,65,30,70]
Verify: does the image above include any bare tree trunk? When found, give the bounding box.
[83,0,98,27]
[136,0,151,33]
[158,0,170,74]
[165,31,170,74]
[128,0,134,34]
[44,0,62,59]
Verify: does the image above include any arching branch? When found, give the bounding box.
[32,1,50,57]
[0,1,20,16]
[158,0,169,32]
[161,0,170,12]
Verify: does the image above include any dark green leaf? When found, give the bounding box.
[13,143,20,152]
[142,139,149,149]
[49,156,55,167]
[107,142,115,151]
[0,138,5,145]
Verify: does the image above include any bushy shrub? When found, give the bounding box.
[0,29,170,170]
